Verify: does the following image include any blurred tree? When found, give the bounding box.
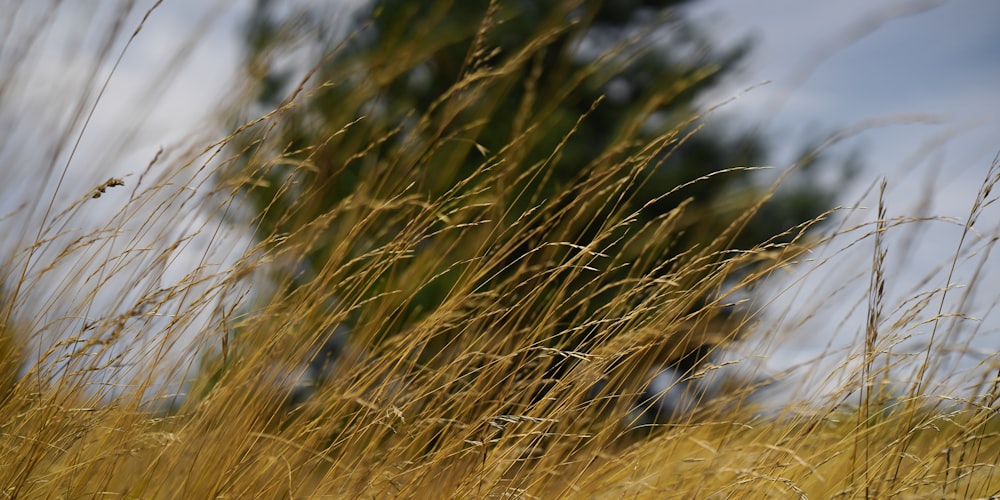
[227,0,839,394]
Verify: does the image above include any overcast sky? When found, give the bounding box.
[3,0,998,403]
[685,0,1000,401]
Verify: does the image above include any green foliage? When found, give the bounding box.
[231,0,836,355]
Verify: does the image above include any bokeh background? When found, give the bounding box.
[3,0,999,406]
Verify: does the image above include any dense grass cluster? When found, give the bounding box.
[1,2,999,498]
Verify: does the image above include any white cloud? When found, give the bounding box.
[687,0,1000,401]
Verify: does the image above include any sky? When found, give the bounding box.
[685,0,1000,402]
[2,0,998,405]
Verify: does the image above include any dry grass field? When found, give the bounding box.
[1,2,999,498]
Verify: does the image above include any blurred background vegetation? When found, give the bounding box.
[226,0,841,385]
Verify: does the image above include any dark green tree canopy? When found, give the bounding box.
[232,0,836,358]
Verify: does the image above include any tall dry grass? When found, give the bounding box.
[1,2,999,498]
